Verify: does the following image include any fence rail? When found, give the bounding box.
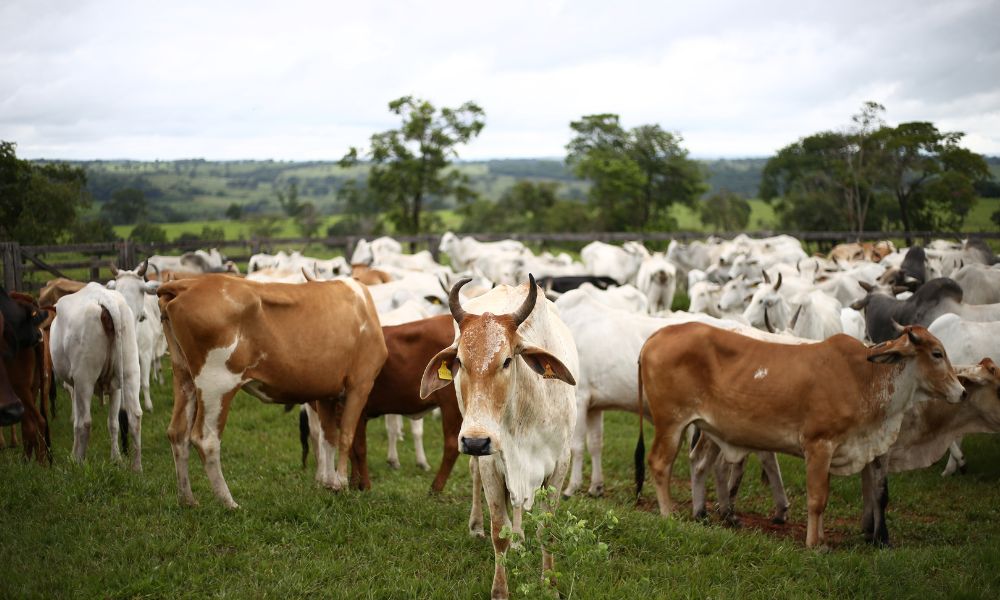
[2,230,998,294]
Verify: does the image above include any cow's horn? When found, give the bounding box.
[110,262,120,277]
[890,318,905,334]
[511,273,538,328]
[301,267,317,282]
[136,259,149,278]
[449,278,472,325]
[790,304,803,330]
[764,307,775,333]
[774,272,783,291]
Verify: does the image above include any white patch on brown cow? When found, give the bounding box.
[754,367,768,380]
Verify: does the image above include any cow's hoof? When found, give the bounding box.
[722,512,741,528]
[417,461,431,472]
[694,508,709,522]
[469,525,486,539]
[959,464,968,475]
[387,459,400,470]
[771,514,786,525]
[179,496,199,508]
[588,483,605,497]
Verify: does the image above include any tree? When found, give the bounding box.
[101,187,148,225]
[129,221,167,244]
[699,190,751,231]
[275,182,303,218]
[565,115,705,231]
[0,141,91,245]
[69,217,119,244]
[875,123,990,242]
[225,203,243,220]
[341,96,485,236]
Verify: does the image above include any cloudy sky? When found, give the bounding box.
[2,0,998,161]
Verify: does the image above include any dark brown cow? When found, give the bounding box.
[637,322,964,547]
[0,313,24,427]
[351,264,393,286]
[0,291,50,462]
[158,274,387,508]
[303,314,462,492]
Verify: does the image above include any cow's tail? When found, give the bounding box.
[299,406,310,469]
[98,296,131,455]
[34,343,51,463]
[634,358,646,503]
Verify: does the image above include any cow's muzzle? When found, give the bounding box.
[460,436,492,456]
[0,402,24,426]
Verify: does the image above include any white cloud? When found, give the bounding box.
[1,0,998,160]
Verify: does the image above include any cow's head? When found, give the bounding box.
[107,260,158,323]
[867,324,964,404]
[0,288,47,358]
[956,358,1000,428]
[742,272,790,333]
[420,274,575,456]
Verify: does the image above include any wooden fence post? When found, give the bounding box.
[1,242,24,291]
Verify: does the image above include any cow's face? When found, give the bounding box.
[0,290,46,356]
[957,358,1000,428]
[868,325,964,404]
[108,260,157,324]
[742,274,789,333]
[419,276,575,457]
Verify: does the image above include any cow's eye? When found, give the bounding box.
[932,350,943,359]
[503,357,512,369]
[453,358,462,371]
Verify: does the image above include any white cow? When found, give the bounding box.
[351,237,404,265]
[635,253,677,314]
[420,276,577,600]
[556,283,649,314]
[439,232,527,271]
[952,264,1000,305]
[50,281,144,471]
[136,294,165,412]
[928,313,1000,475]
[581,240,649,285]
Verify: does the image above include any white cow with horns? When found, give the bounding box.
[420,274,578,600]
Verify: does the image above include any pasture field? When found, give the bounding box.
[2,368,1000,598]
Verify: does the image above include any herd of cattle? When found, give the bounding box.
[3,231,1000,598]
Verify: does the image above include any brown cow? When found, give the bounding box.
[302,314,462,492]
[0,313,25,427]
[0,291,50,462]
[351,263,393,286]
[158,274,387,508]
[829,241,896,264]
[637,322,964,548]
[39,277,86,308]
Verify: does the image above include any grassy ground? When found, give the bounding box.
[2,367,1000,598]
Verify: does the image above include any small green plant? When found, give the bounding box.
[500,486,617,599]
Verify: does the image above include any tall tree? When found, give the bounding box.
[341,96,485,236]
[100,187,148,225]
[0,141,90,244]
[874,122,990,242]
[699,189,751,231]
[565,114,704,231]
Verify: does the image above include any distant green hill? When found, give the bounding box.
[43,157,769,223]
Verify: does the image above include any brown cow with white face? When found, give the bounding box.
[420,275,577,600]
[637,322,964,548]
[158,274,386,508]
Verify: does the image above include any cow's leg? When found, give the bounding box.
[431,399,461,493]
[140,357,153,412]
[412,417,429,471]
[122,379,143,473]
[649,420,687,516]
[305,403,324,483]
[479,457,512,600]
[562,393,589,498]
[16,384,46,463]
[713,455,738,525]
[689,433,720,521]
[107,385,124,464]
[71,380,94,464]
[385,414,402,469]
[0,427,6,447]
[860,461,875,540]
[804,441,833,548]
[167,373,198,506]
[866,456,891,547]
[191,385,240,509]
[540,455,570,588]
[333,378,376,491]
[758,452,789,524]
[468,457,485,537]
[942,439,966,476]
[315,398,345,489]
[350,414,371,491]
[586,409,605,497]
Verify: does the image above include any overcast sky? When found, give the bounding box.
[2,0,998,161]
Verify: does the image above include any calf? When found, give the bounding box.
[420,276,577,599]
[637,322,963,547]
[1,290,50,461]
[158,274,387,507]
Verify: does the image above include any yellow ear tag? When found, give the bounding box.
[543,363,555,378]
[438,361,453,381]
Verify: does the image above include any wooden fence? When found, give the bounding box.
[2,230,998,294]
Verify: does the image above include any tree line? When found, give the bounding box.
[1,100,995,247]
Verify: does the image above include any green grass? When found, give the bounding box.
[3,369,1000,598]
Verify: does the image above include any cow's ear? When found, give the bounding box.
[144,281,160,294]
[850,297,868,311]
[420,347,459,399]
[868,346,904,364]
[517,345,576,386]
